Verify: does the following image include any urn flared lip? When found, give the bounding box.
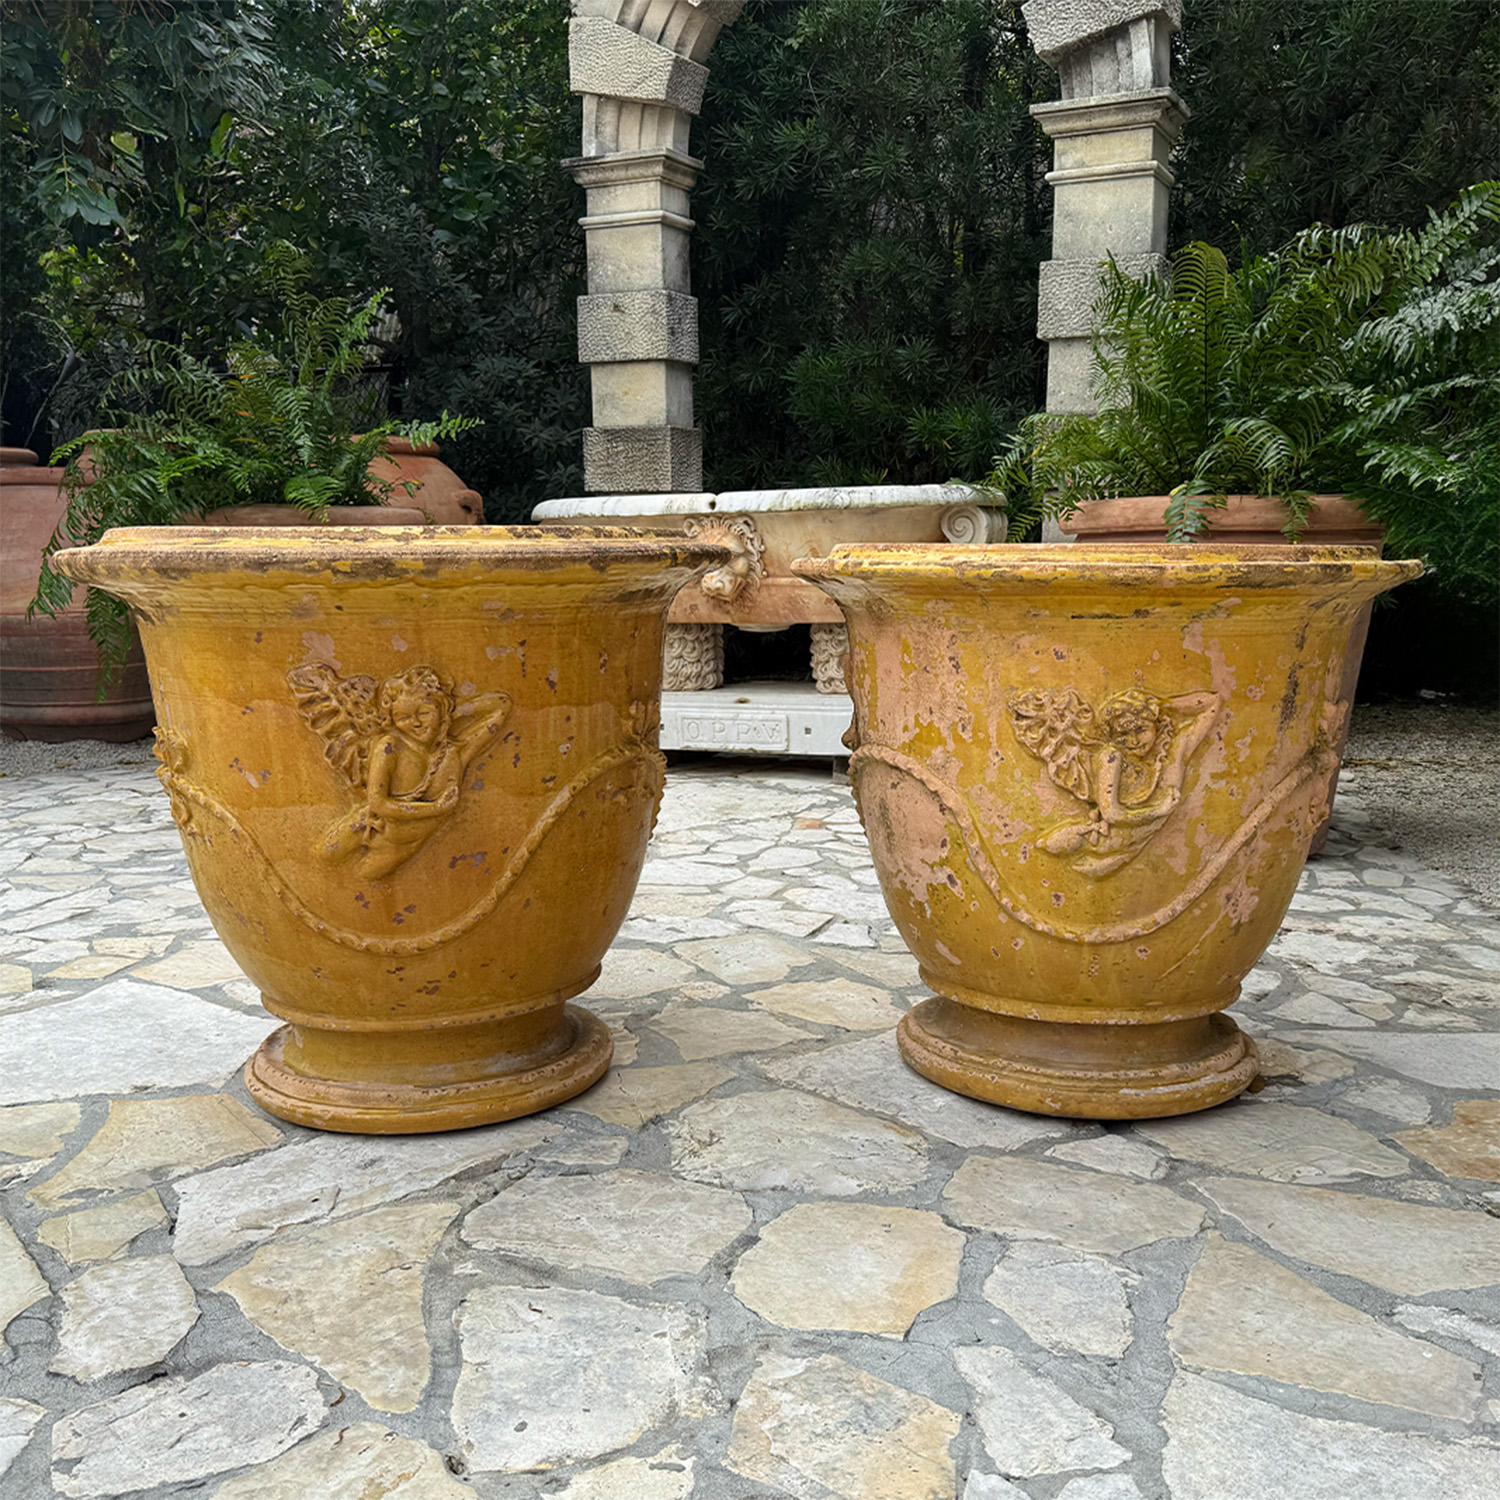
[49,523,732,587]
[792,542,1423,593]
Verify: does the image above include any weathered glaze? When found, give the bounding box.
[794,544,1420,1119]
[52,525,727,1133]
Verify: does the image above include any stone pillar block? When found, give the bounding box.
[583,426,703,494]
[1036,253,1167,341]
[577,290,699,364]
[588,361,697,430]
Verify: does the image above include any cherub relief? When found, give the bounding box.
[1008,686,1221,878]
[288,662,511,880]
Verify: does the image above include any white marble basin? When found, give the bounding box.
[533,485,1003,628]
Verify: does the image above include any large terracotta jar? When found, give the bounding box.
[0,447,155,742]
[794,544,1419,1120]
[52,525,726,1133]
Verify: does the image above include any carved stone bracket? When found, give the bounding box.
[663,621,724,691]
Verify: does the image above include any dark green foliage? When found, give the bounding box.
[34,247,476,680]
[987,187,1500,602]
[246,0,587,522]
[692,0,1055,489]
[1172,0,1500,251]
[0,0,279,356]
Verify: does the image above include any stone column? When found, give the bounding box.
[566,0,745,493]
[1024,0,1187,414]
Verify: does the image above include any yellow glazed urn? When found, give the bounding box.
[53,525,727,1133]
[793,544,1420,1119]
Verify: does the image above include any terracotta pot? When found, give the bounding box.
[366,436,483,525]
[198,502,430,527]
[52,525,727,1133]
[1059,494,1385,856]
[0,447,155,742]
[794,544,1419,1120]
[1055,492,1381,547]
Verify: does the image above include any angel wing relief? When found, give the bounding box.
[287,662,512,881]
[1008,687,1222,878]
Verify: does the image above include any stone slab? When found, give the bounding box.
[1134,1100,1408,1184]
[731,1202,964,1335]
[51,1360,326,1498]
[982,1241,1132,1357]
[52,1254,199,1382]
[1160,1370,1500,1500]
[215,1201,457,1413]
[1169,1235,1480,1420]
[209,1423,471,1499]
[748,977,904,1031]
[32,1093,283,1209]
[0,1100,80,1161]
[38,1189,169,1264]
[1201,1176,1500,1293]
[955,1344,1128,1477]
[726,1352,958,1499]
[0,1399,44,1483]
[462,1169,751,1282]
[452,1285,715,1472]
[765,1033,1068,1150]
[172,1118,554,1265]
[564,1062,731,1128]
[1395,1100,1500,1181]
[944,1156,1204,1255]
[668,1087,929,1195]
[0,1216,49,1338]
[1284,1031,1500,1090]
[649,1004,815,1060]
[0,979,276,1104]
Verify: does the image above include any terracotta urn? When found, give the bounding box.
[368,436,484,525]
[52,525,727,1133]
[793,544,1419,1119]
[0,447,155,742]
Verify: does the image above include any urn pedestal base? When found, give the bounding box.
[245,1003,613,1134]
[897,996,1259,1121]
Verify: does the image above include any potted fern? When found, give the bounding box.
[989,182,1499,584]
[30,246,477,685]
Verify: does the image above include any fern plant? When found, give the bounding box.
[32,244,478,681]
[986,184,1500,579]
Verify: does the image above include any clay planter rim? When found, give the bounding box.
[1056,492,1384,545]
[794,542,1420,596]
[53,524,732,592]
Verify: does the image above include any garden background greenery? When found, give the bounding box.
[3,0,1496,694]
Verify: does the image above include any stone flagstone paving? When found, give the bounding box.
[1,745,1498,1499]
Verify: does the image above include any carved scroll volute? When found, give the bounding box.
[940,504,1008,544]
[683,514,765,603]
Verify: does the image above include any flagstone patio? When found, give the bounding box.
[1,710,1498,1499]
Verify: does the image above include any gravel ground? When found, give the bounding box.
[1339,700,1499,908]
[3,698,1496,906]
